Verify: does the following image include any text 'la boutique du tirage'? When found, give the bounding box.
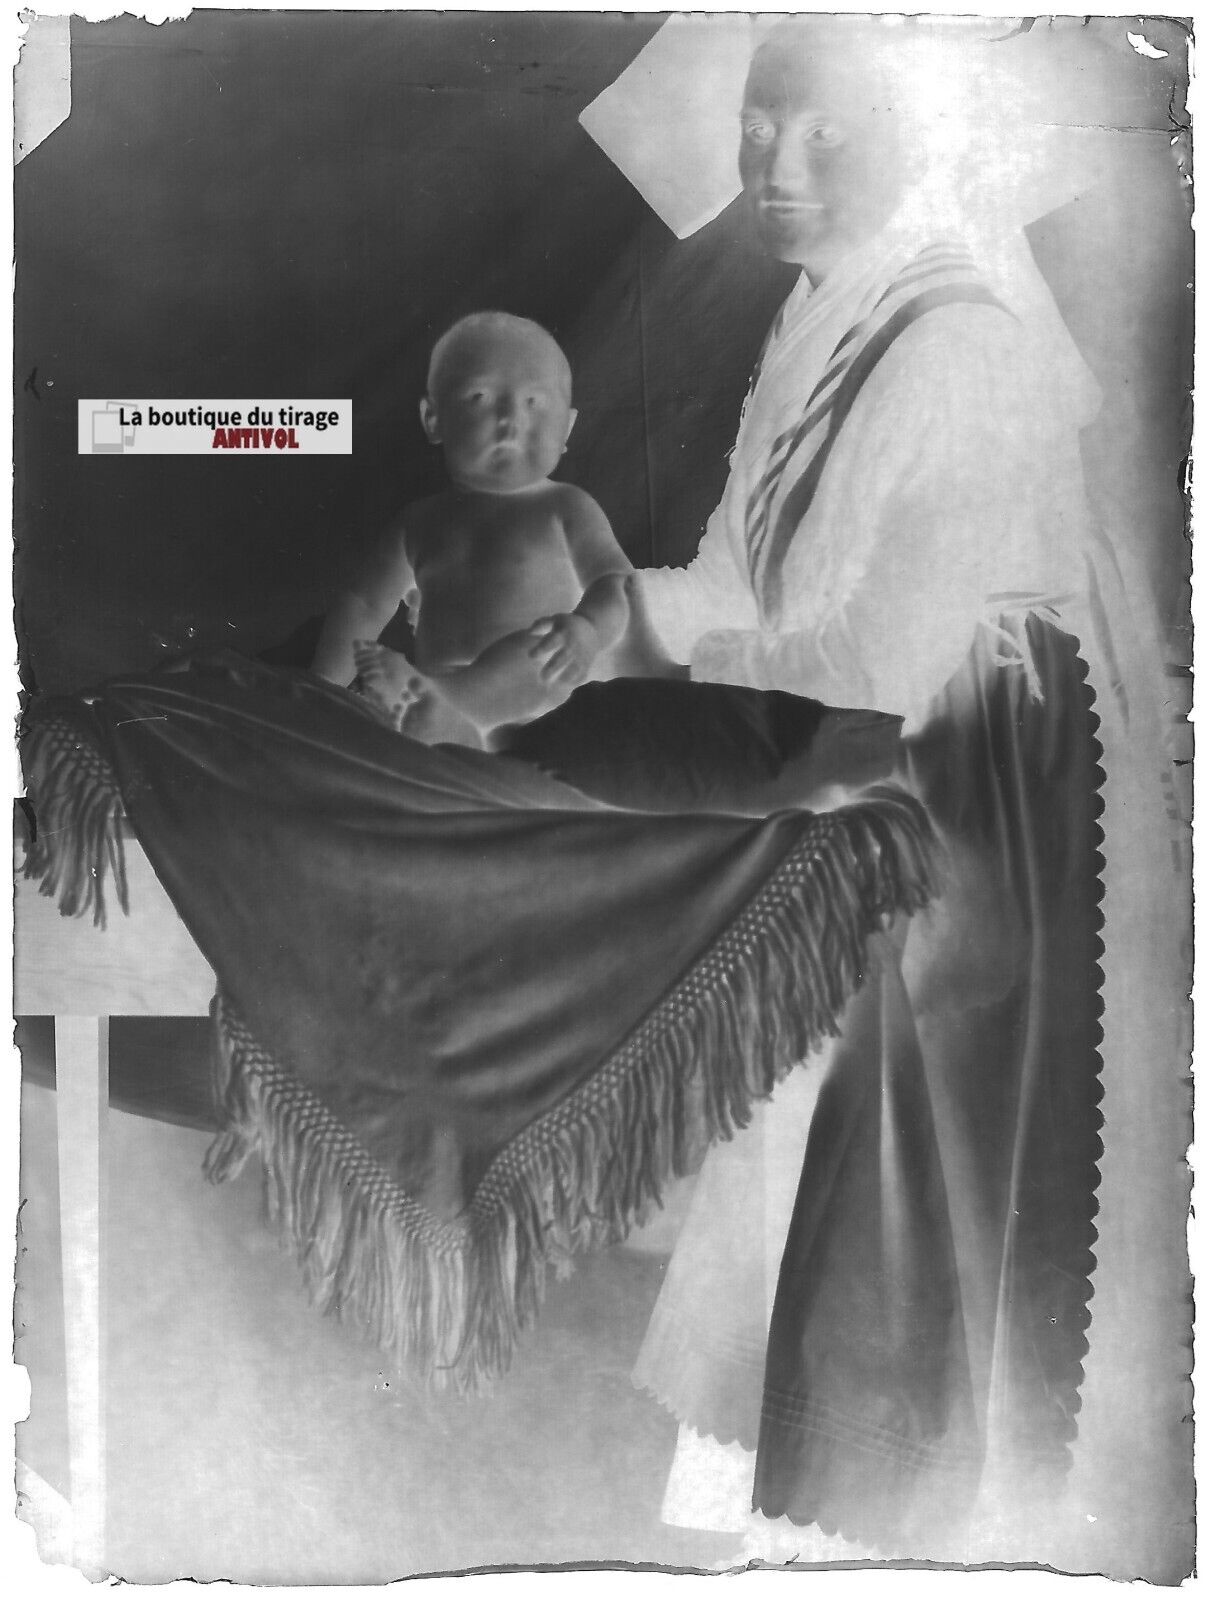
[136,405,340,447]
[77,400,353,456]
[126,405,342,431]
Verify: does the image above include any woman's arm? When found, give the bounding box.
[637,485,762,664]
[690,537,982,725]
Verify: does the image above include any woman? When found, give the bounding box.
[611,17,1177,1560]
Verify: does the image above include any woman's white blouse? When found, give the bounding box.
[639,228,1089,732]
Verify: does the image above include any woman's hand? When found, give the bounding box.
[691,629,761,687]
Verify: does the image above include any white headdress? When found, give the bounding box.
[579,15,1108,242]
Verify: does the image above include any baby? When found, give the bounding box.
[313,312,633,748]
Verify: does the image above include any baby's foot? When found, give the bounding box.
[354,641,431,731]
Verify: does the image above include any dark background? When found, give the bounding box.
[14,11,1191,695]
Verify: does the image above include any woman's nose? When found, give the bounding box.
[764,130,817,194]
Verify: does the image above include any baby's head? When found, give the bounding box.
[421,312,576,494]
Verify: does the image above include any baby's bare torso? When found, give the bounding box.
[404,483,585,672]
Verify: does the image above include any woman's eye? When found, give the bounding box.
[742,119,775,146]
[810,123,844,147]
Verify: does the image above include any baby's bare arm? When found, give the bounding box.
[564,488,632,643]
[527,489,633,685]
[605,580,691,680]
[312,522,417,685]
[560,491,693,679]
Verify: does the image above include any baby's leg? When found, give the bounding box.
[354,642,483,748]
[354,639,421,725]
[356,628,571,745]
[433,630,574,730]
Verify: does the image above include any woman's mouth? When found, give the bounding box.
[760,198,824,216]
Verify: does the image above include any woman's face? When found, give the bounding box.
[739,41,916,282]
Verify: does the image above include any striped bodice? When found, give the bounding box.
[745,243,1011,626]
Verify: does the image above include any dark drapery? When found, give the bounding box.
[755,618,1103,1547]
[22,655,935,1389]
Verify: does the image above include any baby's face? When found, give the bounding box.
[423,332,576,494]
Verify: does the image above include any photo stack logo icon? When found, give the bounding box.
[90,401,137,454]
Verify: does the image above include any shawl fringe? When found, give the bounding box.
[18,697,938,1389]
[203,793,938,1391]
[20,708,128,927]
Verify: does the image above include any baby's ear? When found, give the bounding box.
[563,407,578,444]
[419,397,442,444]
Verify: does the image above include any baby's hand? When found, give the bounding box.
[526,613,601,686]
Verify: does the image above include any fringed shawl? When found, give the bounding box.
[21,654,937,1389]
